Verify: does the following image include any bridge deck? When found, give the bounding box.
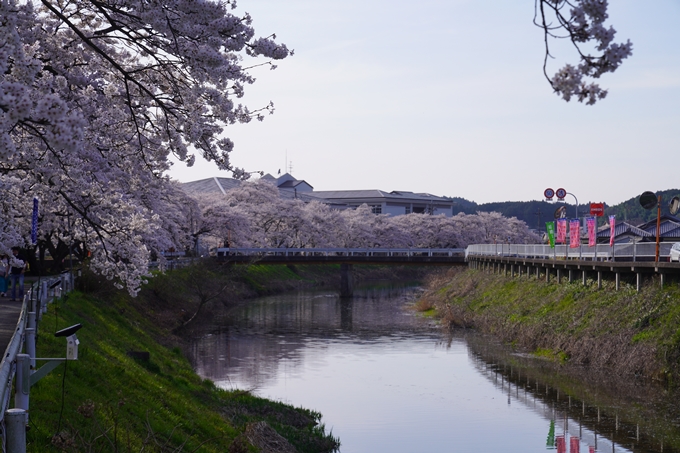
[470,255,680,274]
[215,255,466,265]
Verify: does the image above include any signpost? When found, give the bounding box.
[589,203,604,217]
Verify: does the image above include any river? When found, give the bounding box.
[188,283,680,453]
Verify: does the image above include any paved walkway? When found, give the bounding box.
[0,298,22,357]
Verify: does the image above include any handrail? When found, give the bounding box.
[465,243,675,262]
[214,247,466,258]
[0,274,69,449]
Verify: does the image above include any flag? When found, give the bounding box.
[556,219,567,244]
[609,215,616,246]
[587,217,596,247]
[570,436,580,453]
[570,219,580,248]
[546,221,556,248]
[31,197,39,245]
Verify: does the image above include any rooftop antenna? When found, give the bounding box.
[288,160,293,175]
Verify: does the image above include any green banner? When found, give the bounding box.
[546,221,556,248]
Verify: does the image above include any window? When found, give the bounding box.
[371,205,382,214]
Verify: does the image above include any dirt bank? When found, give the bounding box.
[420,267,680,382]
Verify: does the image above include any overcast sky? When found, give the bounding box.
[168,0,680,206]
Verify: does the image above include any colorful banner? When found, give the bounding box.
[586,217,596,247]
[31,197,39,245]
[556,218,567,244]
[570,436,580,453]
[545,221,556,248]
[569,219,580,248]
[609,215,616,246]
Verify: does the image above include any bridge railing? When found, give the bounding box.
[1,273,72,450]
[215,247,466,258]
[465,242,675,262]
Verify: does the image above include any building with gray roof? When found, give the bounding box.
[181,173,455,216]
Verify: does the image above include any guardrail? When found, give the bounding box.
[465,242,675,262]
[0,272,74,452]
[215,247,466,258]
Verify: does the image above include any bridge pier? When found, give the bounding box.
[615,272,620,291]
[598,271,602,289]
[582,270,587,286]
[340,263,354,298]
[636,273,642,293]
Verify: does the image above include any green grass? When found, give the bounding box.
[27,289,340,453]
[424,268,680,380]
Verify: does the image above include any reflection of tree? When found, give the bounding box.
[190,286,426,389]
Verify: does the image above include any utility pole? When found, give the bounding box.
[534,208,542,233]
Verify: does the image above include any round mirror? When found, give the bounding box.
[554,206,567,219]
[639,191,657,210]
[670,196,680,215]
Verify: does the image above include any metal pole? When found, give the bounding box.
[656,195,662,263]
[5,408,27,453]
[14,354,30,412]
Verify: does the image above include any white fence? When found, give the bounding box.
[215,247,466,258]
[465,242,675,262]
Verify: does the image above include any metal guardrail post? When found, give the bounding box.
[14,354,30,413]
[4,408,27,453]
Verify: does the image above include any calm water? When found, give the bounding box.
[189,285,680,453]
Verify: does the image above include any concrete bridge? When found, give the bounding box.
[214,247,466,296]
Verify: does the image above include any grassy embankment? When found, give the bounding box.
[417,267,680,381]
[27,262,347,453]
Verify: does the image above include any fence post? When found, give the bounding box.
[14,354,30,413]
[5,408,27,453]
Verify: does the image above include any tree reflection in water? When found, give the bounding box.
[189,284,680,453]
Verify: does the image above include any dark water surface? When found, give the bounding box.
[189,284,680,453]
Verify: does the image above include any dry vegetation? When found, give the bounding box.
[420,267,680,381]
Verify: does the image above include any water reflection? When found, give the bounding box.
[466,336,680,453]
[189,285,680,453]
[190,285,430,390]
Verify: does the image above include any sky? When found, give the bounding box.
[167,0,680,206]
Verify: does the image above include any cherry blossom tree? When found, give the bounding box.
[535,0,632,104]
[195,181,540,251]
[0,0,290,293]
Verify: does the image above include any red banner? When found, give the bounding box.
[570,219,581,248]
[609,215,616,246]
[557,219,567,244]
[587,217,596,247]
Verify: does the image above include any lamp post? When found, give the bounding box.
[640,191,662,262]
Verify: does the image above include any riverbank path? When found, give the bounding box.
[0,298,22,357]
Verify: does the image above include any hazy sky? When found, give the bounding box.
[168,0,680,205]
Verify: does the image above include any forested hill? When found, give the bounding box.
[450,189,680,228]
[451,197,577,229]
[603,189,680,225]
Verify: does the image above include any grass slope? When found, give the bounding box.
[420,268,680,381]
[27,285,340,452]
